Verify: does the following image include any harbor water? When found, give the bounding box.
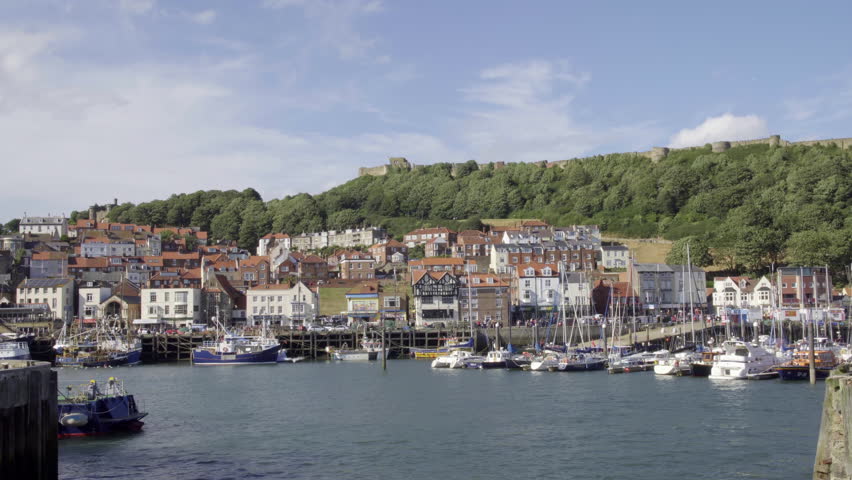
[58,361,824,480]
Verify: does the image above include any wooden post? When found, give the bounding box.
[809,320,817,385]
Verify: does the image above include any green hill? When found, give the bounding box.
[79,142,850,278]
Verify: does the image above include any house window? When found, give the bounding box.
[441,296,454,304]
[421,296,434,305]
[165,291,170,302]
[148,306,156,315]
[524,280,531,288]
[175,305,187,315]
[86,293,93,302]
[84,306,94,317]
[150,292,157,302]
[253,306,258,314]
[175,292,188,303]
[164,305,170,315]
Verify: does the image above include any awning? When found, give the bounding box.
[133,318,165,325]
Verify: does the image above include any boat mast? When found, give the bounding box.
[560,262,567,349]
[686,242,696,346]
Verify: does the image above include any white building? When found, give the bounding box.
[19,216,68,237]
[246,282,318,327]
[138,287,202,327]
[600,245,629,269]
[711,276,773,314]
[77,282,112,319]
[16,277,75,322]
[81,240,136,257]
[258,233,291,256]
[562,272,593,310]
[515,263,562,310]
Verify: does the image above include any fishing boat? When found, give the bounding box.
[0,340,31,360]
[57,377,147,438]
[708,341,780,380]
[192,334,280,365]
[55,338,142,368]
[327,334,387,361]
[776,349,840,381]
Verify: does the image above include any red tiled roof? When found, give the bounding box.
[517,263,559,277]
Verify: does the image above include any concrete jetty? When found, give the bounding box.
[0,360,57,480]
[814,368,852,480]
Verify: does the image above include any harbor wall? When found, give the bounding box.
[0,360,57,480]
[814,370,852,480]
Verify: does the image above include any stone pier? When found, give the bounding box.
[0,360,57,480]
[814,369,852,480]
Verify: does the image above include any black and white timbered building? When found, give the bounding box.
[412,271,460,327]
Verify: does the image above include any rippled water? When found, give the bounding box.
[58,361,824,480]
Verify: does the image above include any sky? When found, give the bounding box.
[2,0,852,222]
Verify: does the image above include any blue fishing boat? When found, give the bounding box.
[192,335,280,365]
[57,378,147,438]
[55,340,142,368]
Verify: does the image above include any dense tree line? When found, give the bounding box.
[45,143,851,280]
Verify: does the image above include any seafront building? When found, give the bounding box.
[5,209,847,331]
[246,282,318,327]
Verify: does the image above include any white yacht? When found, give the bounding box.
[529,353,562,372]
[432,350,477,369]
[0,341,31,360]
[709,341,780,380]
[653,351,695,376]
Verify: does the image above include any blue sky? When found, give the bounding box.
[2,0,852,221]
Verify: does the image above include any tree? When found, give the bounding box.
[665,236,713,267]
[159,230,175,243]
[4,219,20,233]
[182,234,199,252]
[408,244,425,260]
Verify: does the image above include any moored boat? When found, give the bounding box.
[558,351,607,372]
[0,340,31,360]
[57,377,147,438]
[708,341,780,380]
[690,351,721,377]
[192,335,280,365]
[776,349,840,381]
[410,336,474,359]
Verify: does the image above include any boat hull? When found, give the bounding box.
[776,366,833,381]
[560,359,607,372]
[57,349,142,368]
[58,394,147,439]
[690,363,713,377]
[192,345,280,365]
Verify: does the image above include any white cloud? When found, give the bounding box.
[455,60,650,163]
[0,27,455,220]
[119,0,155,15]
[189,10,217,25]
[668,113,769,148]
[262,0,383,61]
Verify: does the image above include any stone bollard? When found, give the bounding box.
[814,368,852,480]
